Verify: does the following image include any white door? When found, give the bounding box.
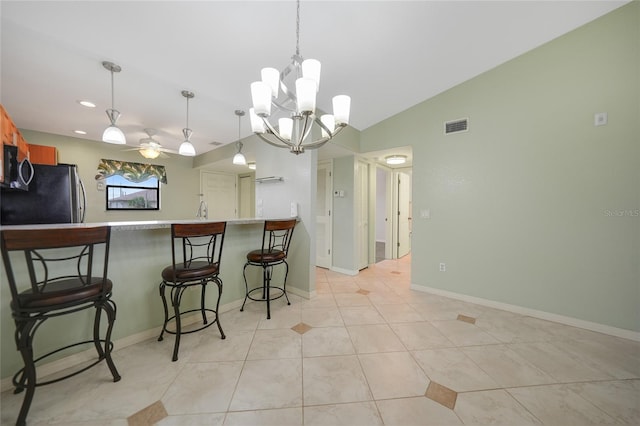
[238,174,254,218]
[356,160,369,270]
[200,171,236,220]
[397,171,411,258]
[316,161,332,268]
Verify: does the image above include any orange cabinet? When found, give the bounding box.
[29,144,57,165]
[1,104,29,160]
[1,104,17,146]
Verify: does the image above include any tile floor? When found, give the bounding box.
[2,255,639,425]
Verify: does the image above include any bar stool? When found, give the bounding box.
[1,226,121,426]
[241,219,297,319]
[158,221,227,361]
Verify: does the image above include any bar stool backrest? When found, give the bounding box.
[1,226,112,312]
[262,219,297,257]
[169,222,226,281]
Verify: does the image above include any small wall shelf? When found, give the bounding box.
[255,176,284,183]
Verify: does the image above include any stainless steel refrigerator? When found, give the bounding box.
[0,163,86,225]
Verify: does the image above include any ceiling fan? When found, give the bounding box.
[126,128,177,159]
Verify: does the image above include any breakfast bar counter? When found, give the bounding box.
[0,218,305,382]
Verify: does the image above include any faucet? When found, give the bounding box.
[196,199,208,220]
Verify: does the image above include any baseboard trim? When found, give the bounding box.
[329,266,359,276]
[1,299,243,392]
[287,286,314,300]
[411,283,640,342]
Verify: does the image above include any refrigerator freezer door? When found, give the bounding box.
[0,164,81,225]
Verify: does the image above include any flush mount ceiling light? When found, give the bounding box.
[247,162,256,170]
[232,110,247,165]
[101,61,126,145]
[179,90,196,156]
[385,155,407,165]
[249,0,350,155]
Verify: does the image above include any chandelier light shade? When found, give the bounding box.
[179,90,196,156]
[385,155,407,165]
[101,61,126,145]
[232,110,247,165]
[249,0,351,155]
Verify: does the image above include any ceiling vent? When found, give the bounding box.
[209,141,223,146]
[444,118,469,135]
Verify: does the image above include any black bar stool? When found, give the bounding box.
[158,221,227,361]
[240,219,297,319]
[1,226,121,426]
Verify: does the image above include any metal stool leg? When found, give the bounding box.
[158,281,169,342]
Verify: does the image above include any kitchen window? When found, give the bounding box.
[96,159,166,211]
[105,175,159,210]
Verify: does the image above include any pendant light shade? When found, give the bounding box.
[233,151,247,165]
[102,61,126,145]
[232,110,247,165]
[179,91,196,156]
[102,125,126,145]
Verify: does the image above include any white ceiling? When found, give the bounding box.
[0,0,628,162]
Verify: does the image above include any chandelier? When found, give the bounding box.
[249,0,351,155]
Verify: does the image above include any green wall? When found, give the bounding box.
[362,2,639,332]
[20,130,201,223]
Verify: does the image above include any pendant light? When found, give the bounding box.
[179,90,196,156]
[232,110,247,165]
[102,61,126,144]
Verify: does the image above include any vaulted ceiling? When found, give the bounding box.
[1,1,628,160]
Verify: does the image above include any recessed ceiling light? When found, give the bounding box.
[77,100,96,108]
[74,130,87,135]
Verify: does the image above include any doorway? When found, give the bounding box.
[395,170,412,258]
[316,161,332,268]
[200,171,237,219]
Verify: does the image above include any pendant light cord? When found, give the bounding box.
[186,96,190,129]
[110,69,115,110]
[237,111,243,150]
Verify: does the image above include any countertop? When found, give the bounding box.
[0,218,295,231]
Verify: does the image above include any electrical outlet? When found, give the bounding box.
[439,263,446,272]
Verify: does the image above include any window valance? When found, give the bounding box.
[96,159,168,184]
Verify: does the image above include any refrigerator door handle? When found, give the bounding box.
[79,179,87,223]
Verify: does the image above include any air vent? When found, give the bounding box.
[209,141,223,146]
[444,118,469,135]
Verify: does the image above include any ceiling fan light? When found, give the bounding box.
[179,141,196,156]
[233,151,247,165]
[140,147,160,159]
[102,125,126,144]
[385,155,407,165]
